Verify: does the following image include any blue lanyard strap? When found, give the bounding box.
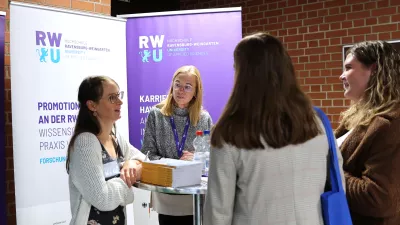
[169,116,190,157]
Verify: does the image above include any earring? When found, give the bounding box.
[93,111,98,117]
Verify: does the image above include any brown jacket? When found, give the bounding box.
[335,108,400,225]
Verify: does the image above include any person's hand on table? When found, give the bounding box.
[180,150,194,161]
[120,160,142,187]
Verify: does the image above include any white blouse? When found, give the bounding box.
[337,129,353,148]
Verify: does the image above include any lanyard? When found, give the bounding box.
[170,116,190,157]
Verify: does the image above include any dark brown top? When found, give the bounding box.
[335,106,400,225]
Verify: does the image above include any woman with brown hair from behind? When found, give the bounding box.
[203,32,345,225]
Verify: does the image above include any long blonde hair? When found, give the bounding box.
[341,41,400,129]
[157,65,203,126]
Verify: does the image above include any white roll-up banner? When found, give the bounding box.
[10,2,131,224]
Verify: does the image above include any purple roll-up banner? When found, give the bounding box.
[0,13,6,225]
[124,8,242,148]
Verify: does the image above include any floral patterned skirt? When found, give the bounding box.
[87,205,125,225]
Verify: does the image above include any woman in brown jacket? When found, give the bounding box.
[336,40,400,225]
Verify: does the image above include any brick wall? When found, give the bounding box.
[181,0,400,127]
[2,0,111,224]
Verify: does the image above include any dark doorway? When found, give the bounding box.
[343,41,400,64]
[111,0,181,17]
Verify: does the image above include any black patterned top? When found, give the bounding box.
[87,139,125,225]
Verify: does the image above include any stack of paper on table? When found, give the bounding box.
[141,158,203,188]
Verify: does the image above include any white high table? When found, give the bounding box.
[134,177,208,225]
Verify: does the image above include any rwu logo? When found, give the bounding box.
[139,35,164,63]
[35,31,62,63]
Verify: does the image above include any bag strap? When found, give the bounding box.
[313,106,345,193]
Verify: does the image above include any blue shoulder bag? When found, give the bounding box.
[313,106,353,225]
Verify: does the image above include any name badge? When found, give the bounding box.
[103,160,120,179]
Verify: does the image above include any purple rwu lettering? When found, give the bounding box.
[47,32,62,47]
[35,31,62,47]
[35,31,46,46]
